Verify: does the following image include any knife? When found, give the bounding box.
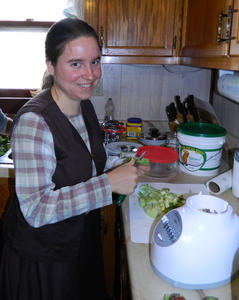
[175,95,187,123]
[116,151,146,206]
[183,94,200,122]
[166,102,179,132]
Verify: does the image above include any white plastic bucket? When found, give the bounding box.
[177,122,226,176]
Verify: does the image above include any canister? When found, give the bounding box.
[126,117,142,139]
[177,122,226,176]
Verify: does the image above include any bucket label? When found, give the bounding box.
[179,144,222,172]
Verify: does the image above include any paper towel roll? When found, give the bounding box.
[217,74,239,103]
[205,169,232,195]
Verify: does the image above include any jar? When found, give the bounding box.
[126,117,142,139]
[103,120,126,144]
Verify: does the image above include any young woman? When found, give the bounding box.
[0,18,140,300]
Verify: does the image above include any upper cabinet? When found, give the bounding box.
[180,0,239,69]
[85,0,183,64]
[180,0,232,57]
[99,0,176,57]
[84,0,239,69]
[229,0,239,55]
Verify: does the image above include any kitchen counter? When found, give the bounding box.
[120,170,239,300]
[0,163,14,178]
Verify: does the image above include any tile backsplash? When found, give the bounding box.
[91,64,212,123]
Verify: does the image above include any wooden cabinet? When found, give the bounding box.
[229,0,239,55]
[100,202,116,298]
[180,0,239,69]
[0,178,14,222]
[114,206,131,300]
[99,0,177,57]
[85,0,183,64]
[180,0,232,58]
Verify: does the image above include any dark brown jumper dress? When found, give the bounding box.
[0,89,108,300]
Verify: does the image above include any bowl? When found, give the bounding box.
[138,129,166,146]
[137,145,179,178]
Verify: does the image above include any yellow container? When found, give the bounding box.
[126,118,142,139]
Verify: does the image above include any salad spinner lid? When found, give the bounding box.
[137,145,179,163]
[177,122,226,137]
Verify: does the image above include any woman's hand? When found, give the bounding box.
[106,159,138,195]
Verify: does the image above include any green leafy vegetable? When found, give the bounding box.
[138,184,185,218]
[124,157,150,165]
[0,135,10,157]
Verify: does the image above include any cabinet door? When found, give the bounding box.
[180,0,232,57]
[0,178,14,221]
[229,0,239,55]
[99,0,177,57]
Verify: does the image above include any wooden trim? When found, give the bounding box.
[0,89,33,97]
[0,21,53,27]
[179,56,239,70]
[101,56,180,64]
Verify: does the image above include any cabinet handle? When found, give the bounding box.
[100,26,104,48]
[217,6,238,44]
[217,10,227,43]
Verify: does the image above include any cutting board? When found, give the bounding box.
[129,182,209,244]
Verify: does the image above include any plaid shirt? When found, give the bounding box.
[12,111,120,228]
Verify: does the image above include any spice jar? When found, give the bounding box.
[126,117,142,139]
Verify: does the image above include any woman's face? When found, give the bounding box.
[47,36,101,102]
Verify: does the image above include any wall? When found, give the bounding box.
[91,64,212,128]
[213,92,239,149]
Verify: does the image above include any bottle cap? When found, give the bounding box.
[127,117,142,124]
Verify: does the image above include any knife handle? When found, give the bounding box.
[116,194,126,206]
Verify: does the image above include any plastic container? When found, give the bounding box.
[126,117,142,139]
[137,145,179,178]
[177,122,226,176]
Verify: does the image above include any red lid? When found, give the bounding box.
[137,145,179,163]
[104,125,126,134]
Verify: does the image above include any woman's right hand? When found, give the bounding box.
[106,159,138,195]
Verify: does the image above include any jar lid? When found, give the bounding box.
[137,145,178,163]
[127,117,142,124]
[177,122,226,137]
[104,125,126,134]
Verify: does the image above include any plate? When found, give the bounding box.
[0,149,13,164]
[105,141,142,156]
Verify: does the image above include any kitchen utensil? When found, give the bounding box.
[183,94,200,122]
[150,194,239,289]
[166,102,178,132]
[175,95,187,123]
[137,145,178,178]
[138,128,166,146]
[116,151,146,206]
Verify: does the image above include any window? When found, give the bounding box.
[0,0,68,90]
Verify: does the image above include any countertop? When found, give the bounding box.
[121,170,239,300]
[0,163,14,178]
